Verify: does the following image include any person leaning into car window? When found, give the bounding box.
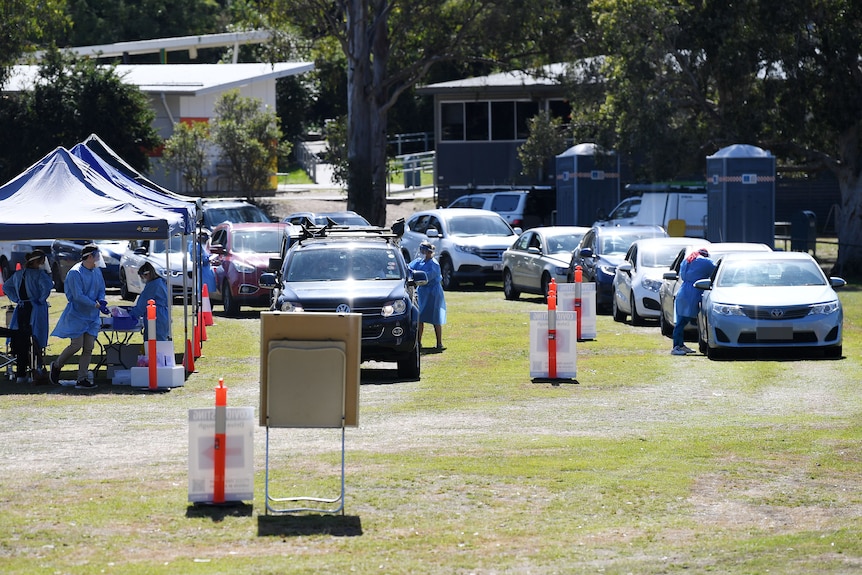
[408,241,447,352]
[671,247,715,356]
[127,262,171,342]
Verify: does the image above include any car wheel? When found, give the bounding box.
[705,341,723,360]
[631,301,645,326]
[503,269,520,300]
[660,312,673,337]
[824,345,842,359]
[52,263,65,293]
[440,256,458,290]
[396,342,420,379]
[612,295,626,322]
[119,269,134,301]
[222,280,240,317]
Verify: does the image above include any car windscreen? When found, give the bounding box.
[545,232,584,254]
[204,205,269,227]
[601,230,664,255]
[286,247,403,282]
[447,214,513,236]
[641,244,691,267]
[232,230,282,253]
[716,259,827,288]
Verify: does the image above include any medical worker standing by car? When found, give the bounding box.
[408,241,447,351]
[127,262,170,341]
[50,244,107,389]
[672,247,715,356]
[5,250,53,383]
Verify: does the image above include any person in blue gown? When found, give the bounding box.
[128,262,171,341]
[408,241,447,351]
[5,249,54,383]
[672,247,715,355]
[50,244,107,388]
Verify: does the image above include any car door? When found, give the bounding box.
[508,232,535,290]
[208,227,230,297]
[615,244,637,312]
[576,229,599,283]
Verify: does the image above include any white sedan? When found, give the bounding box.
[119,236,194,300]
[612,237,710,325]
[502,226,589,302]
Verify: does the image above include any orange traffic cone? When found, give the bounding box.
[192,328,202,358]
[0,275,4,298]
[184,339,196,372]
[197,311,208,342]
[201,284,214,326]
[15,262,21,271]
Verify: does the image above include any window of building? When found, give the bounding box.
[491,101,515,140]
[441,103,464,141]
[465,102,489,141]
[516,101,540,139]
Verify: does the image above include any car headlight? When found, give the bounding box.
[640,278,662,293]
[810,301,840,315]
[454,244,480,255]
[233,261,255,273]
[279,301,304,312]
[381,299,408,317]
[598,265,616,279]
[712,303,744,316]
[553,266,568,276]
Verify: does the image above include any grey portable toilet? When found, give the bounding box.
[706,144,776,248]
[555,143,620,226]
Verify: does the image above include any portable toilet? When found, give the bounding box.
[555,143,620,226]
[706,144,776,248]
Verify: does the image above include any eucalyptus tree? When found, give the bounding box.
[261,0,592,225]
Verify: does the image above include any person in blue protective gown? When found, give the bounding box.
[672,247,716,355]
[5,250,54,383]
[127,262,171,342]
[50,244,107,388]
[408,241,447,351]
[194,231,216,295]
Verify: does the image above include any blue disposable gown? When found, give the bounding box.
[52,263,106,339]
[129,276,171,341]
[194,242,216,293]
[674,255,716,319]
[408,256,447,325]
[5,268,54,349]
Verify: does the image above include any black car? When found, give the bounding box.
[259,228,427,378]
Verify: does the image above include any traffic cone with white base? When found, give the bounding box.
[201,284,214,326]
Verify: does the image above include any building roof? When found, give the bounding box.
[416,60,602,96]
[3,62,314,97]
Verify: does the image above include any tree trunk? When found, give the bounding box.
[344,0,389,227]
[831,166,862,277]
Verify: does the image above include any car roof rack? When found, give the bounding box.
[290,218,405,245]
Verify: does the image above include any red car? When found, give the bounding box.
[208,222,289,316]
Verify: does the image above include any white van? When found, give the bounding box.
[595,185,707,237]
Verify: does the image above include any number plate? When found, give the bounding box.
[756,326,793,340]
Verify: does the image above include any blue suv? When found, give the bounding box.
[259,228,427,379]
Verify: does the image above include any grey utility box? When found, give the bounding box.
[706,144,776,248]
[555,143,620,226]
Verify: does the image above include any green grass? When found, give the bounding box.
[277,165,314,185]
[0,279,860,574]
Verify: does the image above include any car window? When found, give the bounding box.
[210,229,227,247]
[232,230,282,253]
[409,215,430,234]
[514,233,531,251]
[447,215,512,236]
[641,245,690,268]
[490,194,521,212]
[610,198,641,219]
[204,204,268,227]
[544,232,583,254]
[286,247,401,282]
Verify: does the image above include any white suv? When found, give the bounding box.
[399,209,520,290]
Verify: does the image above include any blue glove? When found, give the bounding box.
[99,300,110,315]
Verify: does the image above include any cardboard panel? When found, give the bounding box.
[259,312,361,427]
[267,342,345,428]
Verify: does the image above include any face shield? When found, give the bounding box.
[94,253,106,268]
[40,258,51,273]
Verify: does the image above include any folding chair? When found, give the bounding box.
[0,320,18,380]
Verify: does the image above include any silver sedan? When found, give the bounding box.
[502,226,589,302]
[695,251,845,359]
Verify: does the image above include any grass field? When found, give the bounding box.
[0,259,860,574]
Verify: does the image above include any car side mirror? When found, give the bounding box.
[528,247,541,255]
[259,272,278,289]
[663,271,678,280]
[830,277,846,288]
[617,262,632,273]
[693,278,712,290]
[209,244,225,255]
[410,269,428,286]
[133,247,148,256]
[426,228,440,239]
[579,247,594,258]
[512,227,522,235]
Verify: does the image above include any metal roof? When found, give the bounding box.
[3,62,314,96]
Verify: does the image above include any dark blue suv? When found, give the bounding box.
[259,230,427,379]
